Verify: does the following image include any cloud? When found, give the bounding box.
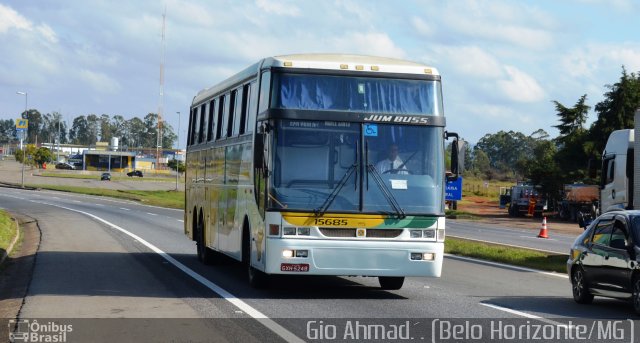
[255,0,301,17]
[436,46,503,78]
[78,70,121,94]
[561,43,640,78]
[497,66,545,103]
[411,17,434,37]
[435,1,556,50]
[0,4,30,32]
[327,32,406,59]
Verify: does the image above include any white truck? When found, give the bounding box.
[599,108,640,213]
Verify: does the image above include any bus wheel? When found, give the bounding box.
[242,219,269,288]
[196,213,215,265]
[379,276,404,290]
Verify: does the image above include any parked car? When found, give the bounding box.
[55,162,75,170]
[568,210,640,313]
[100,172,111,181]
[127,170,143,177]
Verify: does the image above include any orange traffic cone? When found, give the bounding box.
[537,217,549,238]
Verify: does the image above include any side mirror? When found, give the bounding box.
[446,131,465,181]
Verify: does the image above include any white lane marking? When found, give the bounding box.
[120,208,131,211]
[444,253,568,279]
[146,212,158,216]
[480,303,573,329]
[73,200,81,203]
[38,189,183,212]
[447,235,566,255]
[52,196,60,200]
[28,200,303,343]
[519,235,558,242]
[177,219,184,223]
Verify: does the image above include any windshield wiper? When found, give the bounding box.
[314,163,357,217]
[365,141,406,219]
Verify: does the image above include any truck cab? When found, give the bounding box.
[600,129,634,213]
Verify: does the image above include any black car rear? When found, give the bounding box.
[567,210,640,313]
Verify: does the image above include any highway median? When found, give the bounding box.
[28,184,184,209]
[0,209,19,266]
[445,236,567,274]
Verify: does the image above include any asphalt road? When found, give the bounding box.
[0,188,636,342]
[447,220,578,254]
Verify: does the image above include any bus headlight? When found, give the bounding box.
[297,227,310,236]
[282,249,294,258]
[423,229,436,239]
[437,228,445,242]
[410,230,422,238]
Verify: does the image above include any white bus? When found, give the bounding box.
[185,54,463,289]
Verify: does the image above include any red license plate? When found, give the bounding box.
[280,263,310,272]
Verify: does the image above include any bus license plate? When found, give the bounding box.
[281,263,309,272]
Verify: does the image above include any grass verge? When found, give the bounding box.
[445,209,481,220]
[29,184,184,209]
[0,210,18,257]
[39,172,177,182]
[445,237,567,273]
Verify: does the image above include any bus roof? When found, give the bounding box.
[265,54,440,75]
[193,54,439,105]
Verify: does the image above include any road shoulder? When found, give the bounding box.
[0,214,40,339]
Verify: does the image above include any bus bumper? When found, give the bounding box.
[264,239,444,277]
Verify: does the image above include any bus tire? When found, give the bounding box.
[242,218,269,288]
[196,211,215,265]
[379,276,404,290]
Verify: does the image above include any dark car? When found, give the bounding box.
[568,210,640,313]
[127,170,143,177]
[100,172,111,181]
[55,162,74,170]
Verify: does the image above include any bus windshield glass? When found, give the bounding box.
[272,73,443,115]
[269,120,444,215]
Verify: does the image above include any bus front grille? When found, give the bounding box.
[319,228,403,238]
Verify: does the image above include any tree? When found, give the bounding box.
[588,67,640,157]
[34,147,53,168]
[69,116,88,144]
[0,119,17,143]
[168,159,185,173]
[99,114,112,142]
[553,94,589,143]
[22,109,43,144]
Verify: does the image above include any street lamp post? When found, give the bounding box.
[16,91,27,188]
[175,111,180,191]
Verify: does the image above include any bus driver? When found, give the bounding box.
[375,144,408,175]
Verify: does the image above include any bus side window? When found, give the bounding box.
[258,71,271,115]
[246,81,257,133]
[207,99,215,141]
[187,107,194,146]
[239,84,250,135]
[232,87,244,136]
[192,107,200,145]
[227,90,237,138]
[216,95,226,140]
[199,103,207,144]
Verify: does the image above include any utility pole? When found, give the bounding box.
[156,6,166,172]
[175,111,180,191]
[16,91,27,188]
[57,113,61,162]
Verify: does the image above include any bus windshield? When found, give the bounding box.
[269,120,444,215]
[272,73,443,115]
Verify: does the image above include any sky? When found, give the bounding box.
[1,0,640,146]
